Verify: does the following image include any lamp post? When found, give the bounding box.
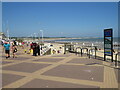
[34,33,36,40]
[31,34,33,41]
[40,30,43,43]
[7,29,9,40]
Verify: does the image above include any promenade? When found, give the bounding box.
[1,46,119,89]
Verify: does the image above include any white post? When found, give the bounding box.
[34,33,36,40]
[40,30,43,43]
[31,34,33,41]
[6,21,9,40]
[7,29,9,40]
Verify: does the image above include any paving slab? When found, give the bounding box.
[33,58,64,62]
[0,73,1,88]
[43,65,104,82]
[16,53,24,55]
[8,57,31,60]
[1,56,6,59]
[2,73,25,87]
[2,56,31,61]
[1,61,13,65]
[52,54,72,57]
[76,54,88,57]
[20,79,99,88]
[114,69,120,83]
[3,62,51,73]
[67,58,103,65]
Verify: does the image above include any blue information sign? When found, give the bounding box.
[104,30,112,37]
[104,29,113,62]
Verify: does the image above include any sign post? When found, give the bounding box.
[104,28,113,62]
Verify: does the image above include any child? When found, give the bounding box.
[24,49,27,53]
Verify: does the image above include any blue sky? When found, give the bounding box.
[0,2,2,32]
[2,2,118,37]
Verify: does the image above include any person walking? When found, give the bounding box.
[3,41,10,59]
[12,45,17,58]
[31,42,37,56]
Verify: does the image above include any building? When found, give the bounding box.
[0,32,6,40]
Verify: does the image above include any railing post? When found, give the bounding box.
[115,53,117,67]
[89,49,90,59]
[87,49,88,56]
[75,48,77,55]
[64,44,66,54]
[115,53,119,68]
[95,48,96,59]
[81,48,82,57]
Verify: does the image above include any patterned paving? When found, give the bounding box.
[1,51,119,88]
[20,79,99,88]
[42,65,104,82]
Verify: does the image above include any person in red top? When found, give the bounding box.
[30,42,37,56]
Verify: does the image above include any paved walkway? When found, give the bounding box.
[1,48,119,88]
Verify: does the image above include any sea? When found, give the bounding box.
[48,37,119,50]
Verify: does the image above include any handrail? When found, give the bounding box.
[81,48,89,56]
[75,47,89,57]
[75,47,82,56]
[88,47,97,59]
[115,52,120,67]
[42,46,50,55]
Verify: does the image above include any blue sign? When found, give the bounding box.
[104,28,113,62]
[104,30,112,37]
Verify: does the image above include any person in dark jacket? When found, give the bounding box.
[36,44,40,56]
[31,42,37,56]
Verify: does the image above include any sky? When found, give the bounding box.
[0,1,2,32]
[2,2,118,37]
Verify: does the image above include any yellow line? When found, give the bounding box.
[27,61,56,64]
[2,60,15,62]
[36,75,103,87]
[102,62,118,88]
[3,76,34,88]
[63,63,103,67]
[2,70,102,88]
[1,55,51,68]
[3,54,117,88]
[47,56,69,58]
[33,55,76,74]
[2,70,30,76]
[3,55,76,88]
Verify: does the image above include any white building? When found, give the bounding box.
[0,32,6,40]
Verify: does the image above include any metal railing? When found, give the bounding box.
[74,44,119,68]
[88,49,97,59]
[115,52,119,67]
[75,47,89,57]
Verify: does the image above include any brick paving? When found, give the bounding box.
[1,49,119,88]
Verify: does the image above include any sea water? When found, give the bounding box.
[53,37,119,50]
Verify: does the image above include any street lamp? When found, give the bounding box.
[7,29,9,40]
[31,34,33,41]
[40,30,43,43]
[34,33,36,40]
